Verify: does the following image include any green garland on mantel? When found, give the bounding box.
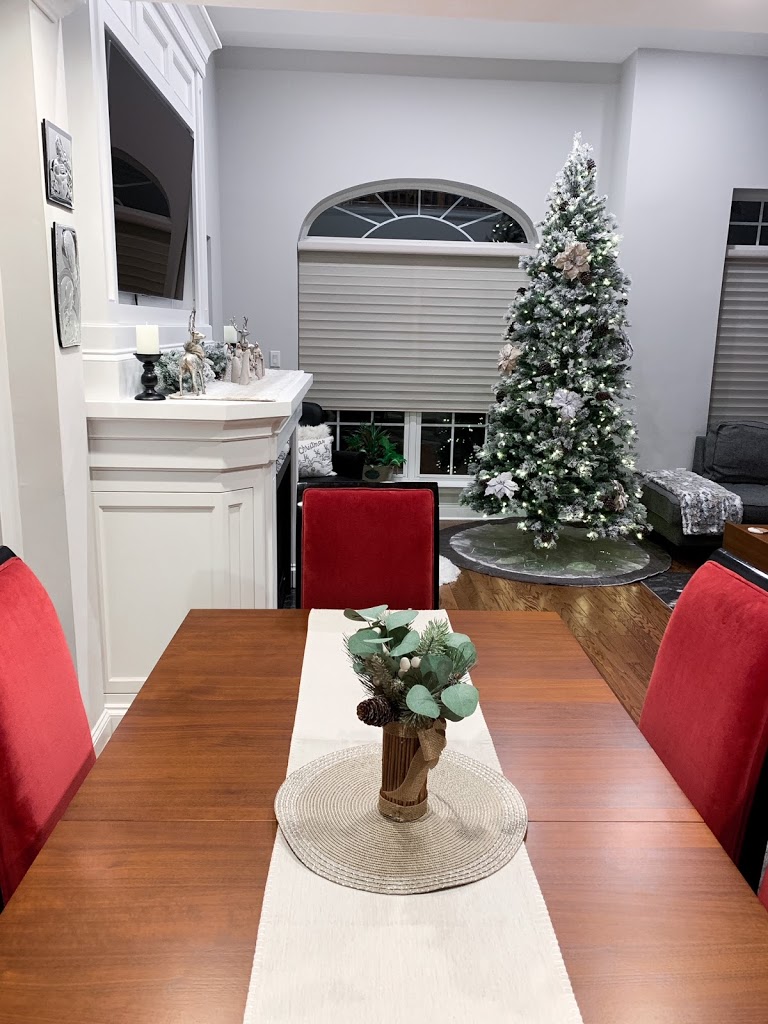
[155,342,228,394]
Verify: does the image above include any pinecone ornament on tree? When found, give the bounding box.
[357,695,396,727]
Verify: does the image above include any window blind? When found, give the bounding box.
[709,254,768,424]
[298,248,528,412]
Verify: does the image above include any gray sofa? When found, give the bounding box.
[642,421,768,547]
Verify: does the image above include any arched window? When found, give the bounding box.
[306,187,531,244]
[299,181,535,497]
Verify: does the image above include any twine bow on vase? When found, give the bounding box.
[379,720,447,822]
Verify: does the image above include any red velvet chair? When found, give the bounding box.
[298,482,439,609]
[760,875,768,910]
[639,557,768,864]
[0,547,95,904]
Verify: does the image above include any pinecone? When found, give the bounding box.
[586,158,596,171]
[595,390,612,401]
[537,361,554,375]
[357,696,396,727]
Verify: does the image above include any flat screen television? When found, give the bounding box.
[106,35,194,300]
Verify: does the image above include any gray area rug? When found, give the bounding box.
[441,519,671,587]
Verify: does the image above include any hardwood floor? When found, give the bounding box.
[439,527,710,724]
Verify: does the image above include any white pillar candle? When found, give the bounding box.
[136,324,160,355]
[223,325,237,345]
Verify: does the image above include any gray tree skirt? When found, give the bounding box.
[640,571,693,609]
[442,519,671,587]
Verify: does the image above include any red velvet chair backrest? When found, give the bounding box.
[0,551,95,902]
[640,560,768,862]
[300,486,437,609]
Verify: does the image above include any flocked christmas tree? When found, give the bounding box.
[461,136,648,548]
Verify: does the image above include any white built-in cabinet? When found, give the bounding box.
[80,4,312,730]
[88,372,312,713]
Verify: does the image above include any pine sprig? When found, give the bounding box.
[415,620,451,656]
[366,653,402,700]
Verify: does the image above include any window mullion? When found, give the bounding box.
[405,412,421,479]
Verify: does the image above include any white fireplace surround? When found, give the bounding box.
[88,371,312,729]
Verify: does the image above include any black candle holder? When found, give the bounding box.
[134,352,165,401]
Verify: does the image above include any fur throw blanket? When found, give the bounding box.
[644,469,743,535]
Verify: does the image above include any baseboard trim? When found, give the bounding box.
[90,709,113,756]
[91,701,133,754]
[106,701,132,730]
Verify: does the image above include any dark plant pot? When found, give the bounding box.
[363,464,395,482]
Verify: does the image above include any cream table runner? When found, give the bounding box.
[243,610,583,1023]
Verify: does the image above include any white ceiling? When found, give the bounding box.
[206,5,768,63]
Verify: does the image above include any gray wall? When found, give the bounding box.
[617,50,768,468]
[215,55,618,369]
[213,48,768,469]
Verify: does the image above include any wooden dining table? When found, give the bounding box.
[1,609,767,1023]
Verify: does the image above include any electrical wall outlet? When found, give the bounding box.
[269,350,281,368]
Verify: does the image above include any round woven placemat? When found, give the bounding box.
[275,744,528,895]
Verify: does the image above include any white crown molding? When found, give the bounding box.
[32,0,86,22]
[182,5,222,58]
[163,4,222,75]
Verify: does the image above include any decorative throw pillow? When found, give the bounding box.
[297,424,336,478]
[276,444,290,473]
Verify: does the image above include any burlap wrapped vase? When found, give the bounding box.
[379,718,447,821]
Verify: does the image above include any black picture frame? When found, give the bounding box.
[42,119,74,211]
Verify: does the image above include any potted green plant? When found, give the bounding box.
[345,424,405,482]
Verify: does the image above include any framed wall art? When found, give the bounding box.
[52,223,81,349]
[42,119,74,210]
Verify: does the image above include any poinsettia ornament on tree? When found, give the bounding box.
[554,240,591,281]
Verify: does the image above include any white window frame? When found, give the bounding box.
[323,408,488,488]
[729,189,768,248]
[300,179,537,246]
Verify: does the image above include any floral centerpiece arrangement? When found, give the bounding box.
[346,605,479,726]
[345,605,479,820]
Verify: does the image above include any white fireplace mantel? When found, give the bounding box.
[87,370,312,721]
